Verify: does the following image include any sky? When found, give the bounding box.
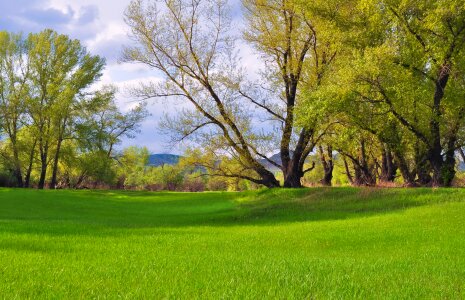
[0,0,252,154]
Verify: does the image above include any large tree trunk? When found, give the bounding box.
[38,161,47,189]
[283,168,303,188]
[281,127,315,188]
[319,145,334,186]
[429,148,444,187]
[429,64,451,187]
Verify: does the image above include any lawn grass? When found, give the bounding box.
[1,187,465,299]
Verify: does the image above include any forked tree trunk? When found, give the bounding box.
[342,141,376,186]
[392,150,415,186]
[281,127,316,188]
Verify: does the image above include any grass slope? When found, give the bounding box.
[0,188,465,299]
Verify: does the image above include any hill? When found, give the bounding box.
[147,153,181,167]
[1,188,465,298]
[148,152,282,171]
[147,152,284,172]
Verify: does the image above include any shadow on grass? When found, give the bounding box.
[0,187,463,238]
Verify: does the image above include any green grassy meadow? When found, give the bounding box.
[1,187,465,299]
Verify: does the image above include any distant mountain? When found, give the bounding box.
[259,152,283,171]
[258,151,318,172]
[147,154,181,167]
[147,152,465,173]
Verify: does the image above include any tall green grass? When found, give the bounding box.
[0,187,464,298]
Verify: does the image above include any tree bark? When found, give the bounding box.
[9,135,24,187]
[38,142,49,189]
[392,149,415,186]
[50,139,63,189]
[380,144,396,182]
[429,64,450,186]
[358,140,376,185]
[38,161,47,189]
[414,142,432,186]
[282,127,315,188]
[319,145,334,186]
[342,156,353,184]
[257,168,281,188]
[441,141,456,187]
[24,139,37,188]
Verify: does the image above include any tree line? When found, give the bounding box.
[123,0,465,188]
[0,30,147,189]
[2,0,465,190]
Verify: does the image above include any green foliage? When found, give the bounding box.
[2,0,465,189]
[117,146,150,188]
[0,29,148,189]
[302,155,350,186]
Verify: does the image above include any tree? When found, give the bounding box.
[75,86,148,161]
[26,29,105,189]
[118,146,150,189]
[123,0,283,187]
[123,0,351,187]
[318,145,334,186]
[346,0,465,186]
[0,32,30,187]
[242,0,347,187]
